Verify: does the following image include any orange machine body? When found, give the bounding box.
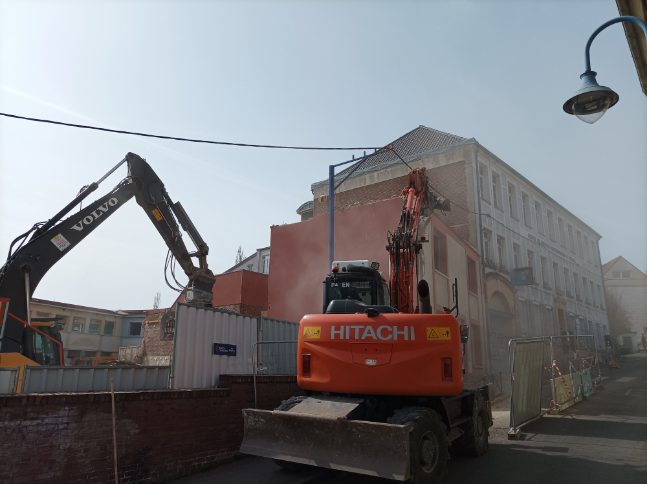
[297,312,464,396]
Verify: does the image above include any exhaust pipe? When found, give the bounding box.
[417,280,432,314]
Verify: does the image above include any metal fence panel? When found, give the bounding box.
[258,318,298,375]
[509,338,547,434]
[581,368,593,397]
[21,366,170,393]
[172,305,258,389]
[0,368,18,395]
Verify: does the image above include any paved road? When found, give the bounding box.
[176,353,647,484]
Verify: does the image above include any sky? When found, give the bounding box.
[1,0,645,310]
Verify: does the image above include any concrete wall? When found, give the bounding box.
[267,197,403,322]
[0,375,301,484]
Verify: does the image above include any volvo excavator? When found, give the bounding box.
[0,152,214,386]
[241,169,492,484]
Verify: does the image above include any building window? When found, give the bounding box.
[496,236,507,269]
[573,272,581,300]
[483,229,493,265]
[104,321,115,336]
[558,217,566,247]
[568,225,575,252]
[553,262,560,292]
[513,242,521,268]
[564,267,571,297]
[534,202,543,234]
[527,250,535,282]
[508,183,518,219]
[433,232,448,275]
[467,258,478,294]
[261,255,270,274]
[479,163,490,201]
[547,210,556,241]
[597,284,605,309]
[590,280,596,306]
[88,319,101,334]
[576,230,583,257]
[540,256,550,288]
[491,172,502,209]
[129,322,142,336]
[522,193,531,227]
[582,276,589,303]
[72,317,85,333]
[590,240,597,264]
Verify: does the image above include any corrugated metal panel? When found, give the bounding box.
[259,318,298,375]
[171,305,258,389]
[510,339,545,431]
[21,366,170,394]
[0,368,18,395]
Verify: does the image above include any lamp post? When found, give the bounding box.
[563,15,647,124]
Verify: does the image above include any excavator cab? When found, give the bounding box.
[323,260,392,313]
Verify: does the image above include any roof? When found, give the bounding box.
[224,246,271,273]
[31,297,125,316]
[312,125,470,190]
[602,255,646,276]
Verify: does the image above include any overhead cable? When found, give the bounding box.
[0,112,380,151]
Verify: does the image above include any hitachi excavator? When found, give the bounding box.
[240,169,492,483]
[0,153,214,386]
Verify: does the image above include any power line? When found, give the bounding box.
[0,112,380,151]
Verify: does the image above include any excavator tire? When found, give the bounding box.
[388,407,448,484]
[452,395,490,457]
[272,396,309,473]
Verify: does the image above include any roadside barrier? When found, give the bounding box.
[508,334,601,437]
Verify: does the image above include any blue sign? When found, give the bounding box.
[213,343,237,356]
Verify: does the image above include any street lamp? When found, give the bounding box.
[563,15,647,124]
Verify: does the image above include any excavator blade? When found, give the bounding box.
[240,408,411,481]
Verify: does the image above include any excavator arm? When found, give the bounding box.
[0,152,214,364]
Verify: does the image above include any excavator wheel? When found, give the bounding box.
[452,395,490,457]
[388,407,448,484]
[271,396,309,473]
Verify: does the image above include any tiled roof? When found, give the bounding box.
[312,125,470,189]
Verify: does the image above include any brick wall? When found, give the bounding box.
[0,375,301,484]
[142,315,173,360]
[313,174,408,216]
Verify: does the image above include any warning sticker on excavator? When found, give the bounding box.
[426,327,451,340]
[151,208,164,222]
[303,326,322,339]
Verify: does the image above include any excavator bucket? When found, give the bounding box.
[240,408,412,481]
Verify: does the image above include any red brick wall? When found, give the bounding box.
[0,376,301,484]
[213,271,268,317]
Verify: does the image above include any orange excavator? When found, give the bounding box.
[241,169,492,483]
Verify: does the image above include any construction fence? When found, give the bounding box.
[170,304,298,389]
[508,334,601,437]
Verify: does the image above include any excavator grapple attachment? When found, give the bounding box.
[241,408,412,480]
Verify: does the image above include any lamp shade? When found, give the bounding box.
[563,71,619,124]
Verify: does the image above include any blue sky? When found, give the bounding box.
[1,1,645,309]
